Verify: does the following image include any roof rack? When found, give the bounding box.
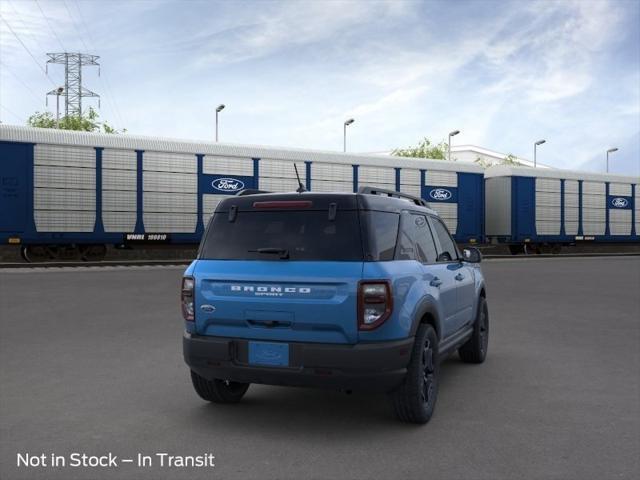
[358,186,428,207]
[236,189,271,196]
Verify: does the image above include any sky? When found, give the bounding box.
[0,0,639,175]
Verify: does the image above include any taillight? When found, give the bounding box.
[358,281,393,330]
[181,276,195,322]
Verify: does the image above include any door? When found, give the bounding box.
[454,264,475,327]
[397,212,459,338]
[0,142,29,233]
[428,216,474,334]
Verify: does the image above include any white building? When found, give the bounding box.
[366,145,553,169]
[451,145,551,169]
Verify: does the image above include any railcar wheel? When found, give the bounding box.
[21,245,50,263]
[79,244,107,262]
[508,244,524,255]
[540,244,553,254]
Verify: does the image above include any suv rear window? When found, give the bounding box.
[200,210,363,261]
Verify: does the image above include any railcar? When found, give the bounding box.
[0,125,485,261]
[484,165,639,254]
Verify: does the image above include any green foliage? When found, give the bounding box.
[27,107,125,134]
[474,152,524,169]
[474,156,493,168]
[502,153,522,165]
[392,137,450,160]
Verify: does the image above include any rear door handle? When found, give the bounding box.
[455,273,465,281]
[430,277,442,287]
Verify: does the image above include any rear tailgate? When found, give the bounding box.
[194,260,363,344]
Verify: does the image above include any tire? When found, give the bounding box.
[190,370,250,404]
[389,324,439,424]
[458,297,489,364]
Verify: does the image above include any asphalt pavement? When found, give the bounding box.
[1,257,639,480]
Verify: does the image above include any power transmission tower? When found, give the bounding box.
[46,53,100,117]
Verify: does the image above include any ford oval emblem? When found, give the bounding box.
[429,188,452,201]
[611,197,628,208]
[212,178,245,192]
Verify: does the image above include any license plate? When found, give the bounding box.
[248,341,289,367]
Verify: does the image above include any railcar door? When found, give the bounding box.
[0,142,29,233]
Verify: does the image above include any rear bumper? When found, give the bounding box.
[183,333,414,392]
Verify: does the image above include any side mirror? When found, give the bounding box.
[437,252,452,262]
[463,247,482,263]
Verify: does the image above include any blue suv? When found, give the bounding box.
[182,187,488,423]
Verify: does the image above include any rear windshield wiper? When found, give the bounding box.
[248,247,290,259]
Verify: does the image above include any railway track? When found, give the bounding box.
[0,259,193,269]
[1,252,639,269]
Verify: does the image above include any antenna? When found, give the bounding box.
[293,163,306,193]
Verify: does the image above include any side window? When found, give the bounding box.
[396,212,438,263]
[429,216,458,262]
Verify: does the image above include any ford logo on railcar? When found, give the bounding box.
[429,188,452,201]
[611,197,628,208]
[212,178,245,192]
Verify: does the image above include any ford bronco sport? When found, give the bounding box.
[182,187,488,424]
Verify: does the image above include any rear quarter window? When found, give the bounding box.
[360,211,400,261]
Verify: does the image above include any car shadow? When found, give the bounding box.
[181,356,472,439]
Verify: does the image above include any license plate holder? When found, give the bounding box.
[248,341,289,367]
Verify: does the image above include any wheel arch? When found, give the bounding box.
[410,301,442,340]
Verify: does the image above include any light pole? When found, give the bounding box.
[55,87,64,128]
[534,139,546,168]
[606,148,618,173]
[448,130,460,161]
[215,104,225,142]
[343,118,354,152]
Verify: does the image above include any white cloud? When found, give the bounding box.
[1,0,637,174]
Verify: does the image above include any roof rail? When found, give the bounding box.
[358,186,428,207]
[236,189,271,196]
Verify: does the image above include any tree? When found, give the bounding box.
[392,137,451,160]
[27,107,125,134]
[474,152,523,169]
[474,156,493,168]
[502,153,522,166]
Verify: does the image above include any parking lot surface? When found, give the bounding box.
[1,257,639,480]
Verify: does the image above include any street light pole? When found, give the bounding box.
[606,148,618,173]
[534,139,546,168]
[55,87,64,128]
[343,118,354,152]
[448,130,460,161]
[215,104,225,142]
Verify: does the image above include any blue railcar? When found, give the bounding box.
[485,165,640,254]
[0,125,485,261]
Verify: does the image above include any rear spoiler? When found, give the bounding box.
[236,189,272,196]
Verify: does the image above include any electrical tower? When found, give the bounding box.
[46,53,100,117]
